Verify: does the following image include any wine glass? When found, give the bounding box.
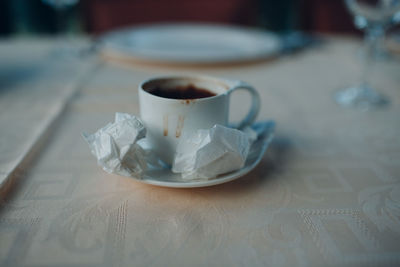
[335,0,400,109]
[41,0,81,57]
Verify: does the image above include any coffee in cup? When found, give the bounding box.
[147,84,217,99]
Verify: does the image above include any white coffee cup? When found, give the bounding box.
[139,75,260,164]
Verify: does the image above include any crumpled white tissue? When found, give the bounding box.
[83,113,148,177]
[84,113,272,181]
[172,125,252,180]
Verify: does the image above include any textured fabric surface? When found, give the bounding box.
[0,37,399,267]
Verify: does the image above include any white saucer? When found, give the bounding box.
[130,122,274,188]
[100,23,281,65]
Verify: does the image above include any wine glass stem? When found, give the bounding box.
[360,26,382,87]
[55,5,67,33]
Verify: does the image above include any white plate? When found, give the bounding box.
[100,23,281,65]
[129,122,274,188]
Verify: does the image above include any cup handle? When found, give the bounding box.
[227,81,261,130]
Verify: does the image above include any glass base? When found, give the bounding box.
[48,36,91,59]
[335,85,389,110]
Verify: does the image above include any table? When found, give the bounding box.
[0,36,399,267]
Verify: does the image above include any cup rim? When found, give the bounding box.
[139,75,234,102]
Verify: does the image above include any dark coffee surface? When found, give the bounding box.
[148,84,216,99]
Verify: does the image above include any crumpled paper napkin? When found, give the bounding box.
[172,125,254,180]
[83,113,149,176]
[84,113,273,180]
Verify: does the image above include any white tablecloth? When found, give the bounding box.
[0,36,399,267]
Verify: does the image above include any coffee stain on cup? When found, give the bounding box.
[176,116,185,138]
[180,99,196,105]
[163,115,168,136]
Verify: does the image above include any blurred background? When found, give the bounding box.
[0,0,362,37]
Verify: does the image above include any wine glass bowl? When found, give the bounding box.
[42,0,79,10]
[346,0,400,28]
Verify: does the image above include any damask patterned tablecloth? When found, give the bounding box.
[0,37,399,267]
